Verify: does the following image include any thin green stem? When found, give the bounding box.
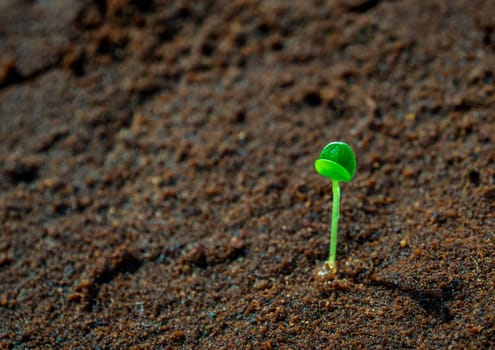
[328,179,340,273]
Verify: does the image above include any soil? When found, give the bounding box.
[1,0,494,348]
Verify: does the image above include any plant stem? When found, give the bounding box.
[328,179,340,274]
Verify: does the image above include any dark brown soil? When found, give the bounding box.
[1,0,494,348]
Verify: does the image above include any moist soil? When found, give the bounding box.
[1,0,494,348]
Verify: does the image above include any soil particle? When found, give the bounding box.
[3,155,44,183]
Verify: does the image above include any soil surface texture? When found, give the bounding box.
[1,0,495,348]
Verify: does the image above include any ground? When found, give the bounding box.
[0,0,494,348]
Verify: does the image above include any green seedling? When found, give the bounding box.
[314,142,356,277]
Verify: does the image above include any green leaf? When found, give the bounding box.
[314,142,356,182]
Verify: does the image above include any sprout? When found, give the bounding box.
[314,142,356,277]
